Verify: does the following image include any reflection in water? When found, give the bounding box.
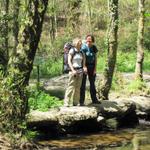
[38,126,150,150]
[132,130,150,150]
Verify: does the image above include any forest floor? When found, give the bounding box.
[0,72,150,150]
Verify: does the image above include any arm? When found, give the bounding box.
[94,53,97,75]
[68,53,77,75]
[83,53,87,73]
[93,45,98,75]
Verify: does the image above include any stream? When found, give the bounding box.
[36,123,150,150]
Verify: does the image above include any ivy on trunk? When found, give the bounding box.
[0,0,48,134]
[98,0,119,100]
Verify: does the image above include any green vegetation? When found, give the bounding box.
[126,79,147,93]
[30,50,150,79]
[31,58,62,78]
[28,86,63,111]
[0,0,149,143]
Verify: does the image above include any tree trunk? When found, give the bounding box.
[66,0,82,35]
[87,0,92,33]
[50,15,55,42]
[1,0,48,133]
[0,0,9,73]
[4,0,9,59]
[50,0,56,43]
[99,0,119,100]
[12,0,20,56]
[135,0,145,80]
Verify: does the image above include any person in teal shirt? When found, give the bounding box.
[80,34,100,105]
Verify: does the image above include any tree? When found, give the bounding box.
[66,0,82,35]
[98,0,119,100]
[48,0,58,43]
[0,0,48,133]
[12,0,20,56]
[0,0,10,73]
[87,0,92,33]
[135,0,145,80]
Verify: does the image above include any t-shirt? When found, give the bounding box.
[81,44,98,66]
[69,48,83,69]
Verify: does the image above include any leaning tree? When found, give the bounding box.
[98,0,119,100]
[0,0,48,134]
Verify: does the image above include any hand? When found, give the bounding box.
[83,67,87,74]
[72,69,77,76]
[93,68,96,75]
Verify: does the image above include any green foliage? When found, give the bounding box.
[97,52,106,73]
[31,49,150,78]
[143,50,150,72]
[0,74,26,134]
[126,79,148,94]
[31,58,62,78]
[28,86,63,111]
[25,130,39,140]
[111,72,126,91]
[31,34,73,78]
[144,29,150,51]
[116,51,136,72]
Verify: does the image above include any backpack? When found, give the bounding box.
[62,42,83,74]
[63,42,74,73]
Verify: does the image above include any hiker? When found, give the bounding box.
[64,38,87,106]
[80,34,100,105]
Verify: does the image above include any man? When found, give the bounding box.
[80,34,100,105]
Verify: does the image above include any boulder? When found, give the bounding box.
[27,100,138,134]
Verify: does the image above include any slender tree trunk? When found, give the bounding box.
[4,0,9,58]
[1,0,48,133]
[66,0,82,35]
[135,0,145,80]
[54,13,58,37]
[50,0,56,43]
[99,0,119,100]
[12,0,20,56]
[50,16,55,42]
[87,0,92,33]
[0,0,9,73]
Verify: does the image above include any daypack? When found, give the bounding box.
[62,42,83,74]
[63,42,74,73]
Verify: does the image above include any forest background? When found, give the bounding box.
[0,0,150,140]
[1,0,149,78]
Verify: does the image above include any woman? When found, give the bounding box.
[64,38,87,106]
[80,34,100,105]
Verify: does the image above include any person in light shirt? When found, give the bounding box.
[64,38,87,107]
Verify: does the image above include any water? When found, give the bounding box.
[37,125,150,150]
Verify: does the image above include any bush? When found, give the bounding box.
[116,51,136,72]
[118,24,137,52]
[126,79,147,94]
[28,86,63,111]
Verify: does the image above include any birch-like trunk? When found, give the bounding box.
[135,0,145,80]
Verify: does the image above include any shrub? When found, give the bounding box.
[28,86,63,111]
[126,79,147,94]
